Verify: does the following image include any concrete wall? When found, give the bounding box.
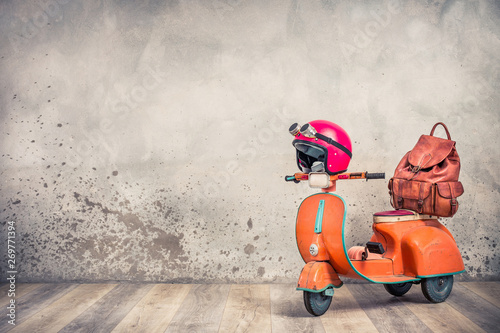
[1,0,499,283]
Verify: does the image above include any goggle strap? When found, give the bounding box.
[315,133,352,158]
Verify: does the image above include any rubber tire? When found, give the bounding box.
[303,291,332,316]
[421,275,454,303]
[384,282,412,296]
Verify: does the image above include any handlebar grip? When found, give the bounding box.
[365,172,385,180]
[285,175,300,183]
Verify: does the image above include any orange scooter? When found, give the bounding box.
[285,171,465,316]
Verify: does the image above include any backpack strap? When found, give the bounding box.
[417,182,426,213]
[397,180,404,208]
[449,182,459,216]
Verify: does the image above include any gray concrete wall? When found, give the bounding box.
[1,0,499,283]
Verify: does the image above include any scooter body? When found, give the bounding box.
[289,173,465,316]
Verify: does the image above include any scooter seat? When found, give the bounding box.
[373,210,437,223]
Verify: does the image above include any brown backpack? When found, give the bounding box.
[388,122,464,217]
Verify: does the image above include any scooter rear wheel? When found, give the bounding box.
[421,275,454,303]
[384,282,412,296]
[303,291,332,316]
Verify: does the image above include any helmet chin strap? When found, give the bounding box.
[311,161,325,172]
[299,158,311,173]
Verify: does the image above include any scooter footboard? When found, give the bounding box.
[297,261,343,292]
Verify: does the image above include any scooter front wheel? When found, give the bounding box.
[303,291,332,316]
[421,275,454,303]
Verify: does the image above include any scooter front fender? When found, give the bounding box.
[296,261,343,293]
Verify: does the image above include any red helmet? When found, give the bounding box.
[290,120,352,175]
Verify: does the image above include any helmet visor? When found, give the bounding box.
[294,142,326,159]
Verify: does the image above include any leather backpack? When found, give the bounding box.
[388,122,464,217]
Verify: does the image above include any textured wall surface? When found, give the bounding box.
[1,0,499,283]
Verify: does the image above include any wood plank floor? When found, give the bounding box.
[1,282,499,332]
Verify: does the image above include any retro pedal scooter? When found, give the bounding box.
[285,121,465,316]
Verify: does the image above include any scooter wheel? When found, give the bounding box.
[303,291,332,316]
[384,283,412,296]
[421,275,454,303]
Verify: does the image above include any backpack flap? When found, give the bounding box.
[435,182,465,217]
[390,178,433,213]
[407,135,456,172]
[436,182,464,199]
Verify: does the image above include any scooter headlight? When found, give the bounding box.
[308,172,330,188]
[309,244,319,257]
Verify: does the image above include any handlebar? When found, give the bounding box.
[285,171,385,183]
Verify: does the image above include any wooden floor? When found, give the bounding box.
[1,282,499,332]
